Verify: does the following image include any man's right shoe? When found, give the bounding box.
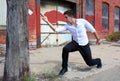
[59,68,68,76]
[97,58,102,68]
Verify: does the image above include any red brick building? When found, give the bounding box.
[0,0,120,47]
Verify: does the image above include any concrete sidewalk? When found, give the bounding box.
[0,42,120,81]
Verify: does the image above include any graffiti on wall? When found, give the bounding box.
[44,10,65,24]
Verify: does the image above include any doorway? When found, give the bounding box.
[40,0,76,46]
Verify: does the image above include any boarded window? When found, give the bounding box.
[102,3,109,30]
[114,7,120,32]
[86,0,94,16]
[86,0,94,26]
[0,0,7,26]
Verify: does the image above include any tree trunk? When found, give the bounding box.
[3,0,29,81]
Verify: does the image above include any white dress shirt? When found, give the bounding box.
[55,18,96,46]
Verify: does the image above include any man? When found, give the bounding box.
[41,10,102,76]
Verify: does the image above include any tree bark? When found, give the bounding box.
[3,0,29,81]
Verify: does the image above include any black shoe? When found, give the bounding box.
[59,68,68,76]
[97,59,102,68]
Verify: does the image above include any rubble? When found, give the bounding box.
[0,45,5,57]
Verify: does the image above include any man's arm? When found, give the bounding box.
[40,13,55,31]
[93,31,101,45]
[84,19,101,45]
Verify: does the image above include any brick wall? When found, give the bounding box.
[0,29,6,44]
[0,0,120,44]
[94,0,120,38]
[82,0,120,39]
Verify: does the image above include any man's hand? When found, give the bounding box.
[96,39,101,45]
[93,32,101,45]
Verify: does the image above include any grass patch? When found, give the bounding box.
[23,74,36,81]
[1,68,61,81]
[36,68,59,81]
[106,32,120,42]
[23,68,61,81]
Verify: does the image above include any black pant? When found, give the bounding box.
[62,41,100,69]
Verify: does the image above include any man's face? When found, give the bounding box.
[64,14,73,24]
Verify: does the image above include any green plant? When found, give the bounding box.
[23,74,36,81]
[22,68,60,81]
[106,32,120,42]
[40,69,58,79]
[24,77,34,81]
[23,76,35,81]
[36,68,59,81]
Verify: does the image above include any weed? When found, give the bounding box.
[106,32,120,42]
[23,73,36,81]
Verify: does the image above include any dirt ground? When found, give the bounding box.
[0,41,120,81]
[29,42,120,81]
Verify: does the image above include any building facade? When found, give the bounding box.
[0,0,120,47]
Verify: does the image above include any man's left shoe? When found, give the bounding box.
[59,68,68,76]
